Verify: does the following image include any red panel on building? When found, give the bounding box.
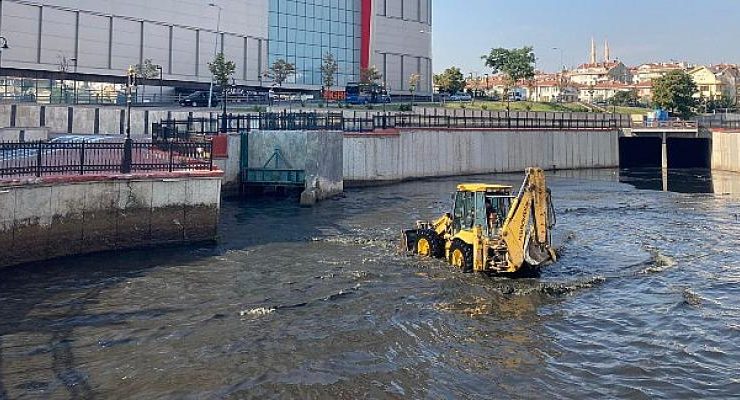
[360,0,372,70]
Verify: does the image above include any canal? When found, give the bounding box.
[0,169,738,398]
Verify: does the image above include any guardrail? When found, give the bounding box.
[632,120,699,129]
[153,112,628,141]
[0,141,213,180]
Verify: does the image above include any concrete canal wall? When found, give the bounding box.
[0,171,223,269]
[711,130,740,173]
[343,129,619,184]
[246,130,344,202]
[0,103,218,135]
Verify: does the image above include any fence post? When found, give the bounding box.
[79,141,85,175]
[121,138,132,174]
[35,141,43,177]
[168,142,174,172]
[209,140,214,171]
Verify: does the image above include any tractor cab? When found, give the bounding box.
[451,184,514,237]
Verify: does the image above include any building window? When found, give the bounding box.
[268,0,361,87]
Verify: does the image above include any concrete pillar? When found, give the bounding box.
[661,132,668,169]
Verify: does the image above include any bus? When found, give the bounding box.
[345,82,391,104]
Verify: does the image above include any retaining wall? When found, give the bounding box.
[711,130,740,173]
[247,130,344,201]
[343,129,619,184]
[0,171,223,269]
[0,104,217,135]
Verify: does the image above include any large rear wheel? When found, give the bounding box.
[414,229,444,258]
[449,239,474,273]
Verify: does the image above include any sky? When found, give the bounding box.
[432,0,740,75]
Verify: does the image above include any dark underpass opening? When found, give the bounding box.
[619,137,711,169]
[619,137,662,168]
[667,138,711,168]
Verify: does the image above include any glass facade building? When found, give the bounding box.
[268,0,362,87]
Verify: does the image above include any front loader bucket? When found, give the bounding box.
[400,230,418,253]
[523,236,557,267]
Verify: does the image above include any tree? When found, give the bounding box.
[208,52,236,87]
[270,59,296,87]
[652,70,698,118]
[360,66,382,84]
[408,73,421,108]
[482,46,536,109]
[609,90,639,106]
[135,58,159,101]
[434,67,465,94]
[320,53,339,104]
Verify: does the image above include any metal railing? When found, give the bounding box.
[631,120,699,129]
[0,141,213,180]
[153,112,628,141]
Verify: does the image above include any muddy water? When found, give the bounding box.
[0,169,739,399]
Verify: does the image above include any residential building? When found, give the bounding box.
[577,81,631,102]
[633,62,691,84]
[569,61,631,86]
[689,65,727,101]
[528,75,578,103]
[568,38,631,85]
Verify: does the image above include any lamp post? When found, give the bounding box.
[70,57,78,104]
[221,77,234,134]
[420,29,433,102]
[552,47,564,72]
[154,64,163,102]
[122,66,137,173]
[0,37,9,99]
[0,36,9,72]
[208,2,222,108]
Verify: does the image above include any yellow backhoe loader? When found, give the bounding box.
[401,168,557,275]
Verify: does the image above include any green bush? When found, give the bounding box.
[459,103,466,109]
[481,104,488,111]
[318,102,325,108]
[398,104,412,112]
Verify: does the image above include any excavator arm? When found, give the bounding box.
[500,168,556,272]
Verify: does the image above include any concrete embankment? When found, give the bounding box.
[711,130,740,173]
[343,129,619,184]
[0,103,218,135]
[0,171,223,268]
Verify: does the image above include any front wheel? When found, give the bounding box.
[414,229,444,258]
[449,239,473,273]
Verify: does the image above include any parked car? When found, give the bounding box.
[447,92,472,101]
[179,91,219,107]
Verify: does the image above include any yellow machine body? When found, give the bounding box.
[402,168,557,275]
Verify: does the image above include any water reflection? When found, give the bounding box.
[619,168,740,196]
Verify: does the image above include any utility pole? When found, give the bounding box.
[208,3,222,108]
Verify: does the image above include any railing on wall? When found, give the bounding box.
[0,141,213,180]
[153,111,629,141]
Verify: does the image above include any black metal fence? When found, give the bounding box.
[153,111,629,141]
[0,141,213,180]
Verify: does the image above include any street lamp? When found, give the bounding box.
[221,77,234,133]
[70,57,78,104]
[552,47,564,72]
[0,37,9,95]
[420,29,433,102]
[208,2,222,108]
[0,37,9,70]
[122,66,137,174]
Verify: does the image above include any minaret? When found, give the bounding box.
[590,37,596,64]
[604,39,611,62]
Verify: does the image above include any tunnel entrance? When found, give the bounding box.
[619,137,662,168]
[666,138,711,168]
[619,137,712,169]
